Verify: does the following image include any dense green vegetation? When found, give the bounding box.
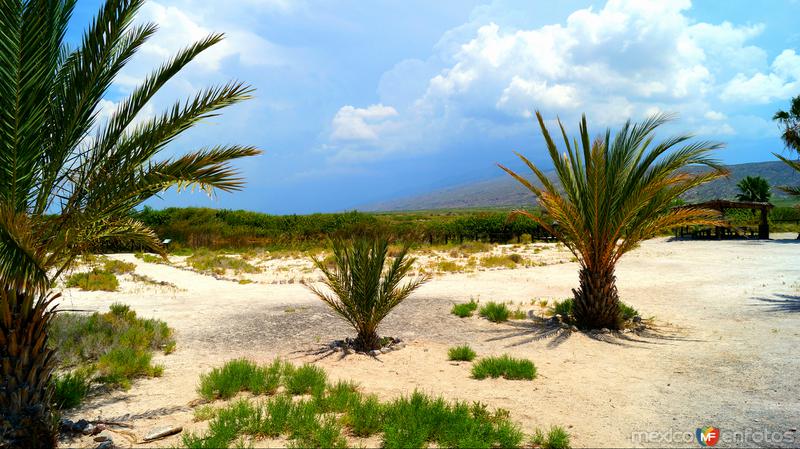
[186,359,559,449]
[134,206,550,250]
[451,299,479,318]
[448,344,477,362]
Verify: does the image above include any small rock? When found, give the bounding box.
[95,440,113,449]
[343,348,353,355]
[600,328,610,334]
[380,347,391,354]
[559,322,569,329]
[369,349,382,357]
[570,325,579,332]
[72,419,90,432]
[789,427,797,432]
[82,424,95,436]
[632,315,642,323]
[332,346,342,352]
[59,419,74,432]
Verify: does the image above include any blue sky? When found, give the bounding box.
[69,0,800,213]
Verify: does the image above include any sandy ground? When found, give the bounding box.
[57,235,800,448]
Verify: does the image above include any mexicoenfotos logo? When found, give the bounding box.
[696,426,721,447]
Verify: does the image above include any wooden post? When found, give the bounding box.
[758,206,769,239]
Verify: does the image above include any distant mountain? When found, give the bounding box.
[364,161,800,211]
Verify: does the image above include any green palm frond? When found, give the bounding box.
[502,111,726,269]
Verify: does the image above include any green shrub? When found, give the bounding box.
[187,251,260,275]
[481,255,519,269]
[472,355,537,380]
[65,268,119,291]
[479,301,510,322]
[135,252,168,264]
[52,370,92,409]
[436,260,462,272]
[510,308,527,320]
[97,347,161,388]
[508,253,523,264]
[284,363,327,396]
[618,301,639,321]
[532,426,571,449]
[548,299,573,319]
[103,259,136,274]
[448,344,477,361]
[50,303,174,399]
[451,299,479,318]
[198,358,281,400]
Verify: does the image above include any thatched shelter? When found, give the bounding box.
[673,199,773,240]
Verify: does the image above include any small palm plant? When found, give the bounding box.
[499,112,727,330]
[0,0,258,446]
[307,238,427,351]
[735,176,771,202]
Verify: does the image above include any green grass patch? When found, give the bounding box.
[472,355,537,380]
[436,260,462,272]
[283,363,327,396]
[134,252,169,264]
[187,250,261,275]
[102,259,136,274]
[479,301,510,322]
[49,303,175,406]
[448,344,477,361]
[184,367,533,449]
[481,254,519,269]
[198,359,282,400]
[451,299,479,318]
[510,308,527,320]
[52,370,92,410]
[532,425,571,449]
[65,268,119,291]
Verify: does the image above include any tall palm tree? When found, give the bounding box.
[499,112,727,330]
[735,176,771,203]
[0,1,259,446]
[773,95,800,197]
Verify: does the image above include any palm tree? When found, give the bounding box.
[773,96,800,197]
[0,1,259,446]
[735,176,771,203]
[499,112,726,330]
[307,238,427,351]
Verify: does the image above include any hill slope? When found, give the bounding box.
[365,161,800,211]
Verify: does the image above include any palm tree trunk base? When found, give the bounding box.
[1,289,59,449]
[572,267,622,330]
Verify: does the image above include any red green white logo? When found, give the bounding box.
[696,426,720,446]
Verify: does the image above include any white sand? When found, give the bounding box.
[59,235,800,448]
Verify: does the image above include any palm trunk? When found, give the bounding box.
[0,288,60,449]
[571,265,621,330]
[355,330,381,351]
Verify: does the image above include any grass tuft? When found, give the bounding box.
[52,370,92,409]
[198,358,282,400]
[451,299,479,318]
[448,344,477,361]
[187,250,261,275]
[532,426,571,449]
[471,355,537,380]
[102,259,136,274]
[65,268,119,291]
[479,301,510,322]
[284,363,327,396]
